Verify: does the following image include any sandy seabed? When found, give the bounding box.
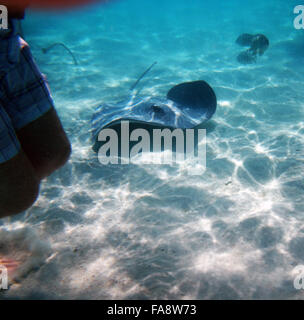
[1,0,304,299]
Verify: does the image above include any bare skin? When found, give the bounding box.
[0,107,71,218]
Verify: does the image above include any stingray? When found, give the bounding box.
[236,33,269,64]
[237,49,257,64]
[249,34,269,56]
[236,33,255,47]
[91,63,217,152]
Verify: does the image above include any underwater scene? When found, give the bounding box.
[1,0,304,300]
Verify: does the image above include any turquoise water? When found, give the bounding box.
[1,0,304,299]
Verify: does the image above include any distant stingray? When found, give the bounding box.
[236,33,255,47]
[236,33,269,64]
[237,50,257,64]
[249,34,269,56]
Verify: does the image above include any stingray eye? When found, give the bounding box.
[151,105,165,115]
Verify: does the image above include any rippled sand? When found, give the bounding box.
[1,0,304,299]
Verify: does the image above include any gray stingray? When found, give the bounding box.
[236,33,269,64]
[91,63,217,152]
[237,49,257,64]
[236,33,255,47]
[249,34,269,56]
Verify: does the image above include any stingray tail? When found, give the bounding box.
[129,61,157,93]
[42,42,78,65]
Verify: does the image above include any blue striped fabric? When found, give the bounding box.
[0,19,54,164]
